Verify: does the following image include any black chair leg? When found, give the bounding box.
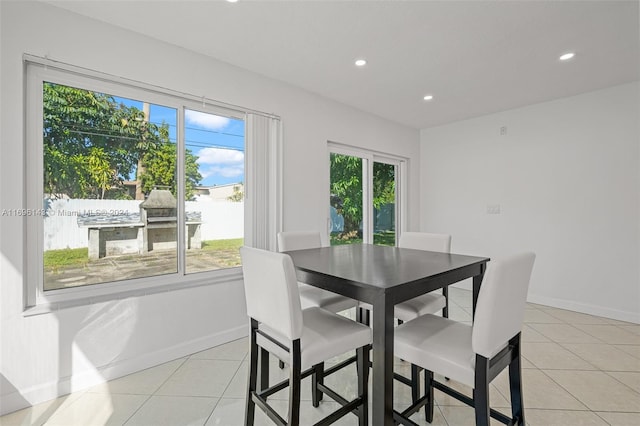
[260,348,269,393]
[474,355,491,426]
[312,362,324,407]
[357,345,370,426]
[424,369,434,423]
[411,364,420,403]
[245,319,259,425]
[356,306,371,326]
[509,334,525,425]
[442,287,449,318]
[288,340,302,425]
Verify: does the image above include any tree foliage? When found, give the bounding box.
[43,83,201,200]
[139,142,202,200]
[330,154,395,235]
[226,184,244,202]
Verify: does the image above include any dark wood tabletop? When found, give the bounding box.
[285,243,490,426]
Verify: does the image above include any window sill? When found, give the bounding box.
[23,268,244,317]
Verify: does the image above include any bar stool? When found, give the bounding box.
[393,252,536,426]
[241,247,372,426]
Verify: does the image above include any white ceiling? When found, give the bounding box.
[44,0,639,129]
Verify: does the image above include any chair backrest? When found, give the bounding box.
[472,252,536,358]
[277,231,322,252]
[399,232,451,253]
[240,247,303,340]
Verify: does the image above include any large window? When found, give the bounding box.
[25,59,279,310]
[328,145,404,246]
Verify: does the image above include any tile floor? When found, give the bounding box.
[2,288,639,425]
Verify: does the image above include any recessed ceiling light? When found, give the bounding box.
[226,0,238,3]
[355,59,367,67]
[423,95,434,101]
[559,52,575,61]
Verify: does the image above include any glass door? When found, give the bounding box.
[329,145,402,246]
[372,160,396,246]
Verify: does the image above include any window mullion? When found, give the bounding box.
[176,107,186,275]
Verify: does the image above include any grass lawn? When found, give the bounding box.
[201,238,244,251]
[44,247,88,271]
[330,231,396,246]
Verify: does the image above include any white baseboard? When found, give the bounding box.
[527,293,640,324]
[0,324,248,416]
[451,281,639,324]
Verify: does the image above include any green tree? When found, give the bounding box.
[226,184,244,202]
[42,82,199,199]
[330,154,395,236]
[139,142,203,200]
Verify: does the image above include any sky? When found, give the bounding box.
[117,97,245,188]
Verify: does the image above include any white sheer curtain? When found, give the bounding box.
[244,113,283,251]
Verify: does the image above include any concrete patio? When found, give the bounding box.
[44,248,241,291]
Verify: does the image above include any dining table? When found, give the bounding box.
[285,243,490,425]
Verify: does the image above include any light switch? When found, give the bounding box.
[487,204,501,214]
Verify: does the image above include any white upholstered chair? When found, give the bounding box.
[277,231,358,313]
[393,252,536,426]
[241,247,372,425]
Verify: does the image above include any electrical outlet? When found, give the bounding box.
[487,204,501,214]
[500,126,507,136]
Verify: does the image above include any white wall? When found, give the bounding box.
[0,1,420,415]
[420,82,640,323]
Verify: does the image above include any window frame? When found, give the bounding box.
[24,57,272,314]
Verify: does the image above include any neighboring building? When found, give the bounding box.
[195,183,244,201]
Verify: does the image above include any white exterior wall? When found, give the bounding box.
[0,1,420,414]
[420,82,640,324]
[43,199,244,250]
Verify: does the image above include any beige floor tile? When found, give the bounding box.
[205,397,284,426]
[614,344,640,360]
[524,408,609,425]
[0,392,86,426]
[124,395,217,426]
[521,325,552,343]
[544,309,612,325]
[221,360,250,399]
[42,393,147,426]
[435,405,506,426]
[561,343,640,372]
[524,309,564,324]
[447,305,473,322]
[607,371,640,393]
[395,406,449,426]
[573,324,640,345]
[189,337,249,361]
[431,376,510,409]
[545,370,640,412]
[522,342,596,370]
[619,325,640,336]
[596,411,640,425]
[86,358,185,395]
[529,323,603,344]
[448,287,473,308]
[493,369,588,410]
[155,359,241,398]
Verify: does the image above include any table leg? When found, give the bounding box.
[472,264,486,319]
[372,292,395,425]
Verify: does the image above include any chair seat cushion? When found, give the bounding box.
[394,293,446,322]
[299,283,358,313]
[394,314,476,387]
[257,307,372,370]
[359,292,446,322]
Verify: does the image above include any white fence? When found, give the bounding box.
[44,198,244,251]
